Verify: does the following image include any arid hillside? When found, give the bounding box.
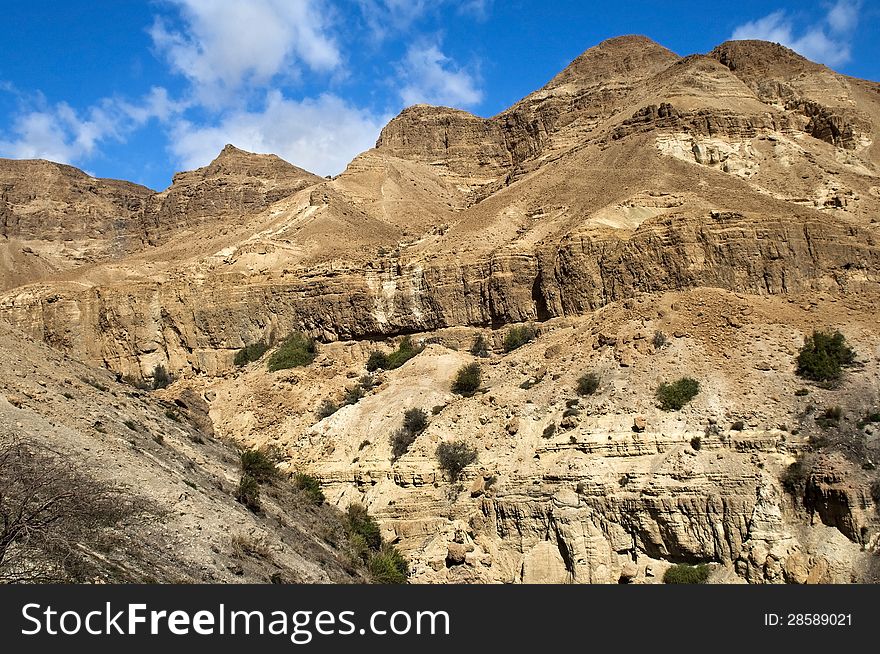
[1,36,878,583]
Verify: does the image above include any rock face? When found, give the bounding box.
[0,145,324,290]
[142,145,323,236]
[0,159,153,289]
[0,322,367,583]
[199,290,880,584]
[1,36,880,583]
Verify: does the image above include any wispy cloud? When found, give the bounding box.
[0,87,181,165]
[356,1,491,41]
[1,0,492,177]
[398,42,483,107]
[150,0,342,107]
[169,91,390,176]
[730,0,862,67]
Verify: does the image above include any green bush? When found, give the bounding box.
[292,473,324,504]
[781,459,810,493]
[452,362,481,396]
[656,377,700,411]
[796,330,855,383]
[267,332,317,371]
[390,408,429,461]
[345,503,382,552]
[470,334,489,358]
[385,336,424,369]
[365,351,388,372]
[343,383,366,405]
[236,474,261,512]
[503,324,537,352]
[152,365,171,390]
[436,441,477,482]
[235,342,270,366]
[403,407,428,434]
[343,503,409,584]
[663,563,710,584]
[576,372,600,396]
[241,448,278,483]
[368,546,409,584]
[390,428,417,461]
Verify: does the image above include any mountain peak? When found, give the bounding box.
[710,40,825,79]
[543,34,680,91]
[201,144,321,181]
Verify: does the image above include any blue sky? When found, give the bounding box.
[0,0,877,190]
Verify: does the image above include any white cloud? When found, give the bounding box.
[150,0,341,106]
[0,88,180,165]
[356,1,491,40]
[827,0,860,32]
[398,43,483,108]
[168,91,390,176]
[730,0,862,67]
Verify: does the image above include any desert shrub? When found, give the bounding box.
[165,408,179,422]
[470,334,489,358]
[795,388,810,397]
[436,441,478,482]
[343,503,409,584]
[366,351,389,372]
[152,365,170,390]
[368,545,409,584]
[653,330,668,349]
[343,383,366,405]
[663,563,710,584]
[452,362,481,396]
[292,473,324,504]
[267,332,317,371]
[690,436,702,451]
[236,474,261,512]
[384,336,424,370]
[345,503,382,552]
[0,438,144,582]
[390,428,417,461]
[503,324,537,352]
[781,458,810,493]
[576,372,600,396]
[431,405,445,415]
[234,342,270,367]
[563,407,581,418]
[240,448,278,483]
[390,408,429,461]
[542,423,557,438]
[656,377,700,411]
[796,330,855,383]
[730,420,745,431]
[858,412,880,429]
[317,399,339,419]
[403,407,428,434]
[123,419,138,431]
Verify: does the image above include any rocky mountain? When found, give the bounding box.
[1,36,879,583]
